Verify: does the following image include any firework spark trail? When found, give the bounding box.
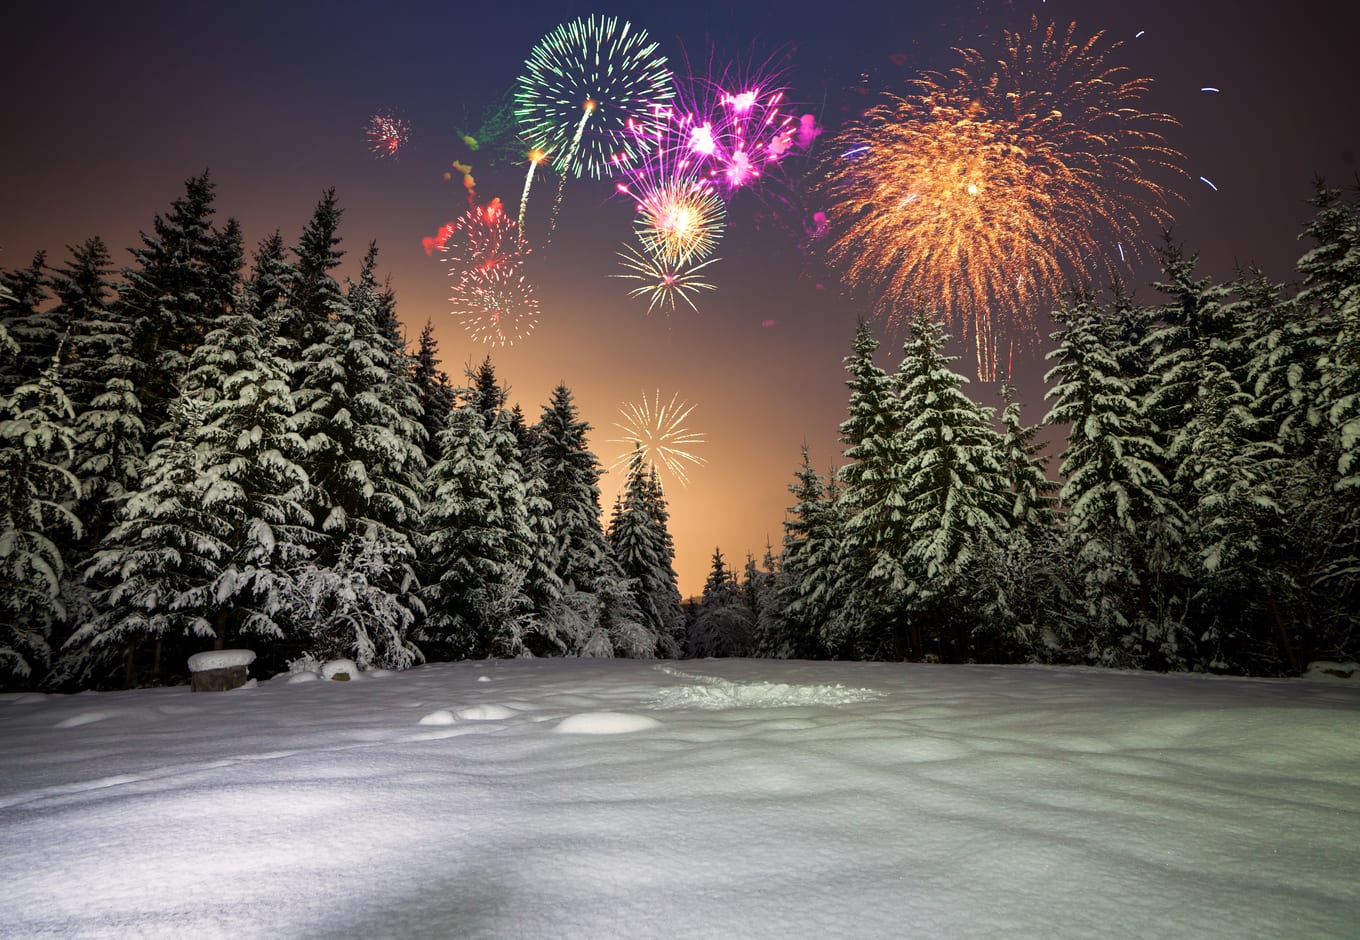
[518,150,547,232]
[820,17,1185,378]
[608,391,707,488]
[612,243,720,314]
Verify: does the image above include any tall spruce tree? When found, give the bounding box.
[607,453,682,657]
[289,227,425,666]
[411,321,457,465]
[777,449,847,658]
[0,353,81,688]
[1045,290,1187,667]
[420,403,538,658]
[0,252,58,391]
[181,297,315,653]
[892,310,1012,661]
[73,394,222,686]
[116,172,240,440]
[835,321,910,656]
[534,384,635,654]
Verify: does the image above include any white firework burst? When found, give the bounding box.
[608,390,707,488]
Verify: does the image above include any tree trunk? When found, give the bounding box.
[123,642,136,689]
[1266,596,1299,674]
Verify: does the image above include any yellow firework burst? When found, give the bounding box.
[608,391,707,488]
[612,243,720,314]
[820,17,1184,377]
[628,173,726,266]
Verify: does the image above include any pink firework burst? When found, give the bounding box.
[660,45,804,196]
[366,110,410,158]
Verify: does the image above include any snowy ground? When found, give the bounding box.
[2,659,1357,939]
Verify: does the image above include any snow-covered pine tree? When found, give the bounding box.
[181,293,316,655]
[1303,185,1360,486]
[835,321,911,657]
[996,378,1059,531]
[688,547,755,657]
[0,353,81,689]
[1292,183,1360,663]
[278,188,346,375]
[46,237,117,413]
[290,227,426,666]
[0,252,58,391]
[776,448,848,658]
[893,309,1012,661]
[533,384,634,655]
[1044,290,1187,668]
[607,452,681,657]
[420,402,536,658]
[968,378,1067,661]
[72,394,224,687]
[1167,357,1284,671]
[287,530,421,670]
[115,172,241,441]
[750,541,786,658]
[637,465,685,655]
[411,320,457,466]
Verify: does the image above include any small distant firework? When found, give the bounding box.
[366,110,410,158]
[514,15,675,180]
[449,265,539,346]
[609,391,707,488]
[612,243,719,314]
[820,17,1185,378]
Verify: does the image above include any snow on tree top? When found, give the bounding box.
[187,649,256,672]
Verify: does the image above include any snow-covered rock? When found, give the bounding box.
[186,650,256,672]
[321,659,359,681]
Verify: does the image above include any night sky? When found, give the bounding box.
[3,0,1355,596]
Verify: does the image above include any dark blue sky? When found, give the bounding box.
[3,0,1355,593]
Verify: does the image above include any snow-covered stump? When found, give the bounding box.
[187,650,256,692]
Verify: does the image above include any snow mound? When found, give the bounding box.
[654,675,883,710]
[187,649,255,672]
[54,711,115,728]
[321,659,359,681]
[456,704,515,721]
[418,710,457,726]
[554,712,661,735]
[1303,661,1360,682]
[286,672,320,684]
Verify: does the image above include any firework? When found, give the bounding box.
[819,17,1184,377]
[609,391,707,488]
[366,110,410,158]
[514,15,675,181]
[612,244,719,314]
[450,265,539,346]
[667,46,802,195]
[442,199,527,277]
[627,172,726,266]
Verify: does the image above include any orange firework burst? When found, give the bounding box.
[820,18,1184,377]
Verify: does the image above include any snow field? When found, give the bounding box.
[1,659,1357,938]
